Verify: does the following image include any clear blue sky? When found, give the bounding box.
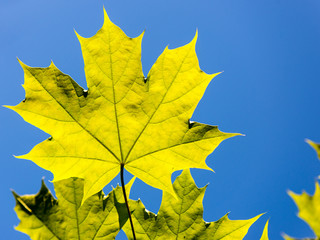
[1,1,320,239]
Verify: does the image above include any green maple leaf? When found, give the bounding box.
[122,169,261,239]
[13,177,134,239]
[7,9,237,202]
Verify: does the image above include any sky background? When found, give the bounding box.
[1,0,320,239]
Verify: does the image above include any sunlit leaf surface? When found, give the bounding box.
[13,177,133,239]
[123,170,260,239]
[7,9,237,202]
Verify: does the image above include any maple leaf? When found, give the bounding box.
[283,140,320,240]
[13,177,133,239]
[284,183,320,240]
[7,9,237,201]
[122,169,261,239]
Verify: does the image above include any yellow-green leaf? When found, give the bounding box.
[288,182,320,239]
[123,169,260,239]
[306,139,320,161]
[284,140,320,240]
[199,214,261,240]
[260,220,269,240]
[7,9,237,201]
[13,177,132,240]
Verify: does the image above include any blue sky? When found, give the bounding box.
[1,1,320,239]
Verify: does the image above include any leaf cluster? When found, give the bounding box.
[9,8,269,240]
[14,170,265,239]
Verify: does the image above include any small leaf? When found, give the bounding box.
[283,140,320,240]
[288,182,320,239]
[123,169,261,239]
[13,178,131,239]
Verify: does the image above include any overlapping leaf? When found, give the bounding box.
[123,169,260,239]
[13,177,132,239]
[7,9,237,202]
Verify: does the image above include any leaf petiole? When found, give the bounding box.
[120,163,136,240]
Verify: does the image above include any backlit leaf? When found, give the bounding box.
[13,177,133,239]
[7,8,237,202]
[123,169,260,239]
[287,182,320,239]
[284,140,320,240]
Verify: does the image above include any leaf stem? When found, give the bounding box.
[120,163,136,240]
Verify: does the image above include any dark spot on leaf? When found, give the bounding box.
[126,104,139,112]
[143,77,148,83]
[48,137,53,141]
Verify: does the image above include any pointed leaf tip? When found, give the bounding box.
[17,58,27,69]
[102,8,113,27]
[74,28,84,41]
[192,29,198,45]
[11,189,19,199]
[49,60,55,68]
[305,139,320,160]
[260,220,269,240]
